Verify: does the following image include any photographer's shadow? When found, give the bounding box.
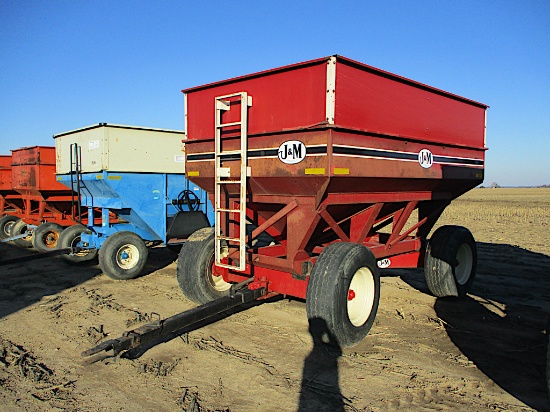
[298,317,345,412]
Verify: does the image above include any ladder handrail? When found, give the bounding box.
[214,92,252,271]
[69,143,83,222]
[68,143,93,225]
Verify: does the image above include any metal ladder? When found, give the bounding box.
[214,92,252,271]
[69,143,83,222]
[69,143,93,225]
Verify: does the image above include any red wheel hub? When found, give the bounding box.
[348,289,356,301]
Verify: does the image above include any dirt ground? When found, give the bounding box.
[1,188,549,411]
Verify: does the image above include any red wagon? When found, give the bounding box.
[177,55,487,347]
[7,146,87,251]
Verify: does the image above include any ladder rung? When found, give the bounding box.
[215,262,244,270]
[216,121,242,128]
[216,180,243,184]
[216,208,241,213]
[216,149,241,156]
[216,150,242,156]
[217,236,243,243]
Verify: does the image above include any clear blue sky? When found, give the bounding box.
[1,1,549,186]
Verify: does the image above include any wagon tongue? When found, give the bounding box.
[81,281,266,364]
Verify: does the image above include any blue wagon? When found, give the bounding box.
[54,123,214,280]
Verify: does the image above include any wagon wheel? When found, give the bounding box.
[10,219,33,248]
[58,224,98,264]
[306,242,380,348]
[424,225,477,297]
[177,227,231,304]
[0,215,18,240]
[99,231,148,280]
[32,222,64,253]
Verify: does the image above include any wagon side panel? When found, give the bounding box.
[0,155,12,190]
[104,128,186,173]
[334,60,486,149]
[11,147,68,192]
[185,62,328,141]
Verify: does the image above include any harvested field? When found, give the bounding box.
[0,187,549,411]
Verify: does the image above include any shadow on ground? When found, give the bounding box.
[0,241,102,319]
[0,242,179,320]
[298,317,345,412]
[396,242,550,411]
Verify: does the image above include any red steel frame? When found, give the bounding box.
[0,155,24,216]
[182,56,488,300]
[10,146,98,227]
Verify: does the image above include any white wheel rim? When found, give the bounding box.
[42,230,60,247]
[70,233,90,257]
[116,244,140,269]
[18,223,31,240]
[211,272,231,291]
[455,243,473,285]
[210,247,231,292]
[347,267,376,327]
[3,221,15,236]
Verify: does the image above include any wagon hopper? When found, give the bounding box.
[5,146,98,250]
[54,123,214,280]
[177,55,488,347]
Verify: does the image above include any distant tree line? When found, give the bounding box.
[477,183,549,188]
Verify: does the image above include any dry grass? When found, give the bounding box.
[435,188,550,255]
[378,188,549,255]
[441,188,550,226]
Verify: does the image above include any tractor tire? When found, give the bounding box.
[546,316,550,398]
[424,225,477,297]
[306,242,380,348]
[99,231,148,280]
[32,222,64,253]
[10,219,33,248]
[58,224,98,264]
[0,215,18,240]
[177,227,232,305]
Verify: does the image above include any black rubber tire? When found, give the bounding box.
[58,224,98,264]
[32,222,64,252]
[0,215,18,240]
[306,242,380,348]
[177,227,232,305]
[546,316,550,398]
[99,231,148,280]
[10,219,33,248]
[546,316,550,399]
[424,225,477,298]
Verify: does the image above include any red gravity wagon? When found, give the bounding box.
[177,55,487,347]
[4,146,92,251]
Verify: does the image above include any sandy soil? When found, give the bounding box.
[0,190,549,411]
